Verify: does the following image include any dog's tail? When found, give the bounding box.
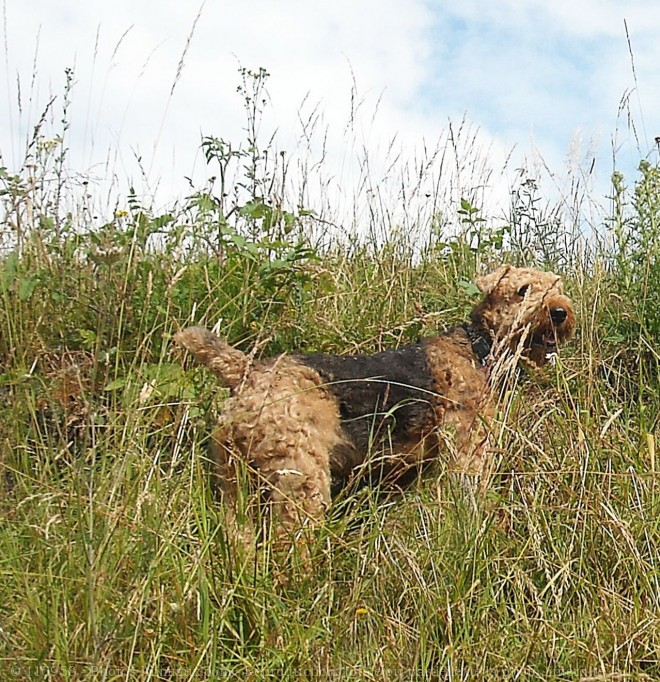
[174,326,249,390]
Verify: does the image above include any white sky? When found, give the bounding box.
[1,0,658,234]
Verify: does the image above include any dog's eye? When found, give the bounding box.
[517,285,530,297]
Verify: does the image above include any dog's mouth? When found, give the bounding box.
[504,300,575,367]
[532,329,558,355]
[527,324,574,364]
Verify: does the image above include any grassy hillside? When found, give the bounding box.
[2,79,660,680]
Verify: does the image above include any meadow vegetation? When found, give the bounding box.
[2,69,660,680]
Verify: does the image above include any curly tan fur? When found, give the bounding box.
[175,265,575,539]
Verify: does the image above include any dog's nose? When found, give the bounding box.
[551,307,567,325]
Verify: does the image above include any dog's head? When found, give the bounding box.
[472,265,575,366]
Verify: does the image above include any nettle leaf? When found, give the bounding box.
[78,329,97,349]
[239,200,267,219]
[104,378,127,392]
[1,252,18,290]
[151,213,175,229]
[229,233,247,249]
[457,279,480,297]
[18,276,38,301]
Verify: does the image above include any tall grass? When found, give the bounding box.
[1,68,660,681]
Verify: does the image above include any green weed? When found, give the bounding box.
[1,67,660,681]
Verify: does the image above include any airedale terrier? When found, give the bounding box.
[175,265,574,536]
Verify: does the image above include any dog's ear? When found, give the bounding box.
[475,265,511,294]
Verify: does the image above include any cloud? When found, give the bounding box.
[1,0,658,230]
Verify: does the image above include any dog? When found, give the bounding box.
[175,265,575,538]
